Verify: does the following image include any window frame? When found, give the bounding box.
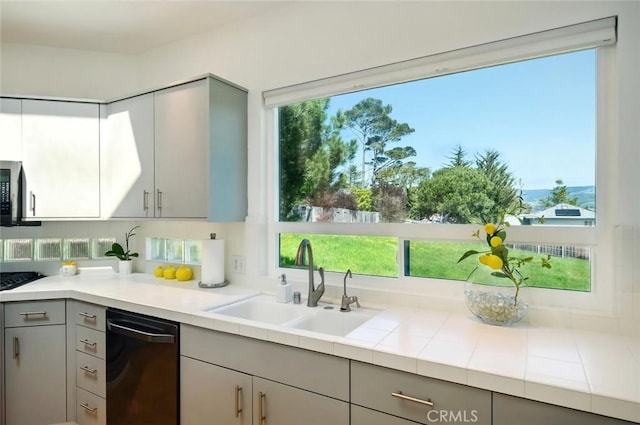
[263,19,618,314]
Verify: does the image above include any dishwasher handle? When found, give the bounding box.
[107,319,175,343]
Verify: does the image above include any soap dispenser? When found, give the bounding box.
[276,273,293,303]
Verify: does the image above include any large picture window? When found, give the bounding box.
[266,18,615,298]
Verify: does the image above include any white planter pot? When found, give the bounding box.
[119,260,133,275]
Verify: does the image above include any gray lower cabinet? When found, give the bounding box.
[3,300,67,425]
[180,324,349,425]
[493,393,638,425]
[253,376,348,425]
[351,361,491,425]
[181,356,252,425]
[351,405,423,425]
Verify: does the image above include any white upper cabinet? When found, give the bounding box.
[0,98,22,161]
[102,93,155,218]
[22,99,100,218]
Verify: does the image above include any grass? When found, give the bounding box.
[280,234,591,291]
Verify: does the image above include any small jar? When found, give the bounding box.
[293,291,301,304]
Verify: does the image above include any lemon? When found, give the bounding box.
[154,266,164,278]
[486,255,503,270]
[163,265,176,279]
[490,236,503,248]
[484,223,497,235]
[478,254,490,265]
[176,265,193,281]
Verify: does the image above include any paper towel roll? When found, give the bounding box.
[201,239,225,285]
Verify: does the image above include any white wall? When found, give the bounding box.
[0,43,139,99]
[1,1,639,329]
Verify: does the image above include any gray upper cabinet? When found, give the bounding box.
[103,76,247,221]
[102,93,155,218]
[153,79,209,219]
[22,99,100,218]
[0,98,22,161]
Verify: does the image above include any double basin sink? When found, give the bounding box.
[206,294,379,337]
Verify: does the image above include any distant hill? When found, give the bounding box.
[522,186,595,212]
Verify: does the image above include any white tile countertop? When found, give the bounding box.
[1,270,639,423]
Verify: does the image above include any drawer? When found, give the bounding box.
[76,387,106,425]
[76,351,106,398]
[181,324,349,401]
[72,301,105,331]
[351,361,491,425]
[76,325,106,359]
[4,299,66,327]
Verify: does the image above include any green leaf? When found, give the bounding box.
[497,230,507,243]
[110,243,125,256]
[457,250,481,263]
[491,271,509,279]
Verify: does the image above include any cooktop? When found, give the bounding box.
[0,272,45,291]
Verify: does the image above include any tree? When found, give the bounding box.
[279,99,354,220]
[343,98,415,187]
[475,150,520,222]
[412,166,494,223]
[542,179,578,207]
[444,144,472,168]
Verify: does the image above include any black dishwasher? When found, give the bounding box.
[106,308,179,425]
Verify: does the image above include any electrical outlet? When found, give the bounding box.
[232,255,246,274]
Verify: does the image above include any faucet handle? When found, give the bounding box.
[353,296,361,308]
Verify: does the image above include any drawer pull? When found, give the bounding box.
[80,365,98,375]
[79,312,97,321]
[80,339,97,347]
[234,385,243,417]
[19,311,48,319]
[391,391,434,407]
[80,402,98,414]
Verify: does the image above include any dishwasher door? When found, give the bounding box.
[106,308,179,425]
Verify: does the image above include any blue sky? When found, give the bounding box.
[326,49,596,190]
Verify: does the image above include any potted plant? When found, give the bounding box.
[457,212,552,326]
[105,226,140,274]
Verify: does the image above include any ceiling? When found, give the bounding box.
[0,1,282,54]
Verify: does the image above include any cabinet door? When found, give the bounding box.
[253,377,349,425]
[181,356,252,425]
[493,393,636,425]
[0,98,22,161]
[102,93,155,218]
[4,325,67,425]
[22,99,100,218]
[154,79,208,218]
[352,405,423,425]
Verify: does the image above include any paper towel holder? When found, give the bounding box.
[198,233,229,288]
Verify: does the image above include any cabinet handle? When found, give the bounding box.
[80,402,97,414]
[29,191,36,216]
[80,338,97,347]
[234,385,243,418]
[12,336,19,359]
[258,391,266,424]
[391,391,434,407]
[19,311,48,319]
[79,312,97,321]
[80,365,98,375]
[143,190,149,212]
[156,189,163,211]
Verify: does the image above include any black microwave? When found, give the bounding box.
[0,161,39,227]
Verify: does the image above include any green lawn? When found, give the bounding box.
[279,233,590,291]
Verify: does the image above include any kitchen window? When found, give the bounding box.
[265,18,616,309]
